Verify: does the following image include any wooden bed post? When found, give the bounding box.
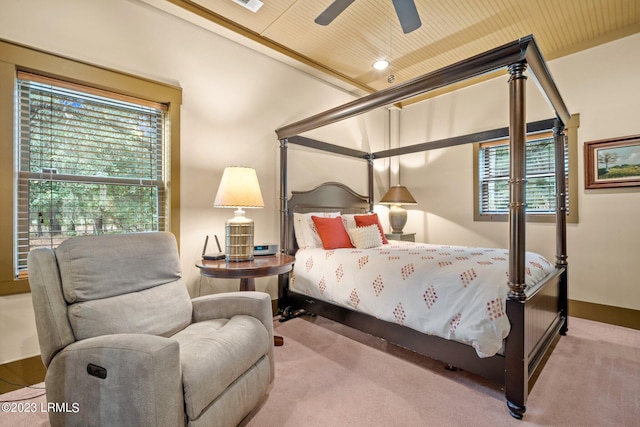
[507,61,528,300]
[280,138,288,254]
[553,119,567,268]
[505,60,528,419]
[554,120,569,334]
[278,138,289,302]
[367,157,374,212]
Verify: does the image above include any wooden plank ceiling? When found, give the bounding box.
[168,0,640,94]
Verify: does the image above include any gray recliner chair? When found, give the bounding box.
[28,231,274,427]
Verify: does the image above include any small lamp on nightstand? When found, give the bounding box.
[379,185,417,234]
[214,166,264,262]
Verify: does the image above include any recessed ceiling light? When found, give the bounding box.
[373,59,390,70]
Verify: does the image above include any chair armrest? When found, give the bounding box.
[191,291,275,381]
[191,291,272,324]
[46,334,184,427]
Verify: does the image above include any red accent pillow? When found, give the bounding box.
[311,216,354,249]
[354,213,389,244]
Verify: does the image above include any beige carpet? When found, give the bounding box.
[1,316,638,426]
[244,316,639,426]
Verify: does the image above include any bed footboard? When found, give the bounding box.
[505,267,567,419]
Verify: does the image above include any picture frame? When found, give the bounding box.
[585,135,640,189]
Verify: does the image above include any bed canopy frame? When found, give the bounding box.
[274,35,570,419]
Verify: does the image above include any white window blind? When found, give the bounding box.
[16,72,166,274]
[478,133,569,216]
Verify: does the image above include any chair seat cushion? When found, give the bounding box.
[172,315,270,420]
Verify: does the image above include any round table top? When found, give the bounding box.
[195,253,295,279]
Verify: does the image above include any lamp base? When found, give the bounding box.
[388,204,407,234]
[225,209,254,262]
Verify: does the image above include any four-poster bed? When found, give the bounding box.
[274,35,570,419]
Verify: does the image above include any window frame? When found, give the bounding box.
[473,114,579,224]
[0,39,182,295]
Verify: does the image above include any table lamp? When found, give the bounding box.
[379,185,417,234]
[214,166,264,261]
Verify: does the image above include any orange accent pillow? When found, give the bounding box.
[354,213,389,244]
[311,216,354,249]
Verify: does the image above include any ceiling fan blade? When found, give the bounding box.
[392,0,422,33]
[315,0,355,26]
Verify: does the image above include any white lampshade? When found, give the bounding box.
[213,166,264,208]
[214,166,264,262]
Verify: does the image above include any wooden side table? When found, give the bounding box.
[196,254,295,292]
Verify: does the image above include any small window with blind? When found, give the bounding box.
[475,131,575,223]
[15,72,167,275]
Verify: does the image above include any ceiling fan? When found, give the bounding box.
[315,0,422,34]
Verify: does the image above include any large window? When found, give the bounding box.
[0,39,181,295]
[473,116,579,223]
[15,73,166,274]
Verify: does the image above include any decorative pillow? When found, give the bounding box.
[348,224,383,249]
[311,216,354,250]
[293,212,340,248]
[342,213,372,231]
[354,213,389,244]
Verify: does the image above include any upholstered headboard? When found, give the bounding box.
[284,182,370,255]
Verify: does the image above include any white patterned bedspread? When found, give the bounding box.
[291,241,556,358]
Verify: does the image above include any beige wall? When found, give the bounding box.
[399,33,640,312]
[0,0,378,364]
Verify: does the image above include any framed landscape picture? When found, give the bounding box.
[585,135,640,189]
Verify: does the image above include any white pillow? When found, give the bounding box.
[293,212,341,248]
[348,224,383,249]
